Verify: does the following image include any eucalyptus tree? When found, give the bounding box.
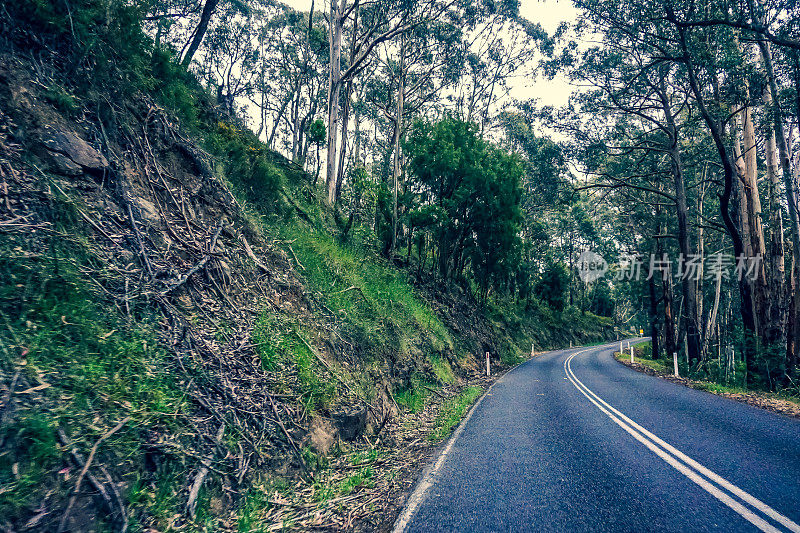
[324,0,446,205]
[323,0,508,206]
[404,117,524,298]
[144,0,204,51]
[497,109,572,301]
[450,12,548,136]
[253,8,327,162]
[570,0,800,387]
[567,24,707,363]
[195,0,268,116]
[363,19,465,250]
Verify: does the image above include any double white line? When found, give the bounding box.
[565,348,800,533]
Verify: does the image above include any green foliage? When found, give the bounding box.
[0,231,191,525]
[311,460,375,503]
[404,117,524,298]
[307,119,326,146]
[237,488,271,532]
[394,373,434,413]
[41,84,80,115]
[274,226,453,364]
[251,312,335,412]
[206,121,286,210]
[589,281,615,317]
[427,386,483,442]
[534,262,570,312]
[338,466,375,495]
[6,0,155,97]
[429,354,456,384]
[150,47,208,128]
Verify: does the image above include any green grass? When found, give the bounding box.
[280,227,453,355]
[394,386,428,413]
[427,386,484,443]
[251,311,336,412]
[429,354,456,384]
[0,230,193,527]
[615,346,800,407]
[310,449,379,503]
[394,373,435,413]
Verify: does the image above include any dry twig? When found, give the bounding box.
[58,417,130,532]
[186,422,225,518]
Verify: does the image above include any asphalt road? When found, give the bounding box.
[394,340,800,533]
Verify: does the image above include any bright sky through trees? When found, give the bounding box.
[278,0,580,108]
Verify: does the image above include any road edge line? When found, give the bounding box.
[391,346,570,532]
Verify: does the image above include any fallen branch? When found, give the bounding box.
[185,423,225,518]
[125,201,155,278]
[421,384,446,398]
[331,285,365,297]
[58,417,130,533]
[76,208,124,249]
[161,222,223,295]
[287,244,305,271]
[241,235,270,272]
[280,189,314,225]
[99,465,128,533]
[294,334,379,416]
[267,393,302,457]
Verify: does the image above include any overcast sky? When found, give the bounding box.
[277,0,581,109]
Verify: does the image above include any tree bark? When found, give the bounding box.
[656,70,700,364]
[669,15,758,385]
[390,33,406,255]
[673,18,757,340]
[180,0,221,69]
[759,41,800,332]
[762,83,787,346]
[325,0,344,204]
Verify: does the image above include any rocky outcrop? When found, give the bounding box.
[39,125,108,176]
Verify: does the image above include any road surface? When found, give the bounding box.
[394,341,800,532]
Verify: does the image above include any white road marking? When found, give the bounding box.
[565,348,800,533]
[392,363,512,533]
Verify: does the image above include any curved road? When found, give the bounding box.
[394,341,800,532]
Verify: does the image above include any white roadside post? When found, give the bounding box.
[630,345,634,363]
[531,342,535,358]
[486,352,490,377]
[673,352,679,377]
[620,341,623,354]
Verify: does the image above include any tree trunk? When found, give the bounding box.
[697,174,707,352]
[790,259,799,378]
[759,41,800,353]
[390,33,406,255]
[763,82,787,346]
[674,21,758,367]
[657,71,700,365]
[325,0,344,204]
[180,0,221,68]
[334,6,358,202]
[335,80,352,200]
[661,260,677,359]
